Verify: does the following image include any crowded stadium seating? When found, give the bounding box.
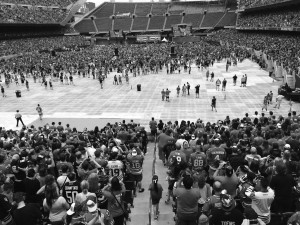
[239,0,296,9]
[1,0,77,7]
[237,6,300,29]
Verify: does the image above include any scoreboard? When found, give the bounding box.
[172,24,192,37]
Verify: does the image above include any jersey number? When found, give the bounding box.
[65,191,78,204]
[193,159,203,167]
[110,169,120,177]
[131,162,140,169]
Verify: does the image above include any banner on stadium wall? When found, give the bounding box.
[136,34,161,43]
[115,13,131,18]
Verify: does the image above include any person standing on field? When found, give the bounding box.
[36,104,43,120]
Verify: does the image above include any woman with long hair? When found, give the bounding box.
[43,184,69,225]
[102,176,126,225]
[75,180,96,215]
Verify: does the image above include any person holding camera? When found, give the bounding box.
[213,162,239,198]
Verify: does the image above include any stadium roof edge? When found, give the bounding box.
[71,1,105,28]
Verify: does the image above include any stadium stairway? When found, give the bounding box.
[128,142,174,225]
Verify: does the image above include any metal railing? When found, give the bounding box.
[148,134,157,225]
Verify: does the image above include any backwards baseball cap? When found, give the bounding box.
[67,203,76,215]
[221,194,235,211]
[132,149,137,156]
[86,199,97,213]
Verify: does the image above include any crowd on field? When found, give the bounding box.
[209,29,300,75]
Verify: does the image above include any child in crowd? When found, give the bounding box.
[149,175,163,220]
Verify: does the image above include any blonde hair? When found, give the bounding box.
[88,173,99,193]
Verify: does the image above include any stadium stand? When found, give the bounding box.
[93,2,114,18]
[1,0,77,7]
[164,15,183,30]
[201,12,224,28]
[114,18,132,31]
[135,3,152,16]
[115,3,135,15]
[95,17,112,32]
[182,14,204,27]
[74,18,96,33]
[151,3,169,15]
[0,4,68,24]
[131,17,149,31]
[216,12,237,27]
[237,6,300,29]
[148,16,165,30]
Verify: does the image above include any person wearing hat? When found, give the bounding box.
[126,149,145,196]
[13,192,42,225]
[210,194,243,225]
[213,162,239,198]
[84,196,112,225]
[66,202,85,225]
[149,175,163,220]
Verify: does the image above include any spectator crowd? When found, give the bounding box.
[0,4,69,24]
[1,0,77,8]
[237,7,300,28]
[0,109,300,225]
[238,0,294,9]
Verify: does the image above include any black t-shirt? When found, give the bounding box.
[24,178,40,203]
[270,174,296,198]
[210,208,244,225]
[13,170,26,192]
[13,203,41,225]
[62,181,81,204]
[0,194,12,220]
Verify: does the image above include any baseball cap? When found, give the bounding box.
[191,134,195,140]
[284,144,291,149]
[87,199,97,213]
[132,149,137,156]
[221,194,235,211]
[67,203,76,215]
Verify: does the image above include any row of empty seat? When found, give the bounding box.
[74,12,237,33]
[89,2,226,19]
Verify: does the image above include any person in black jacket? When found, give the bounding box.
[0,193,15,225]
